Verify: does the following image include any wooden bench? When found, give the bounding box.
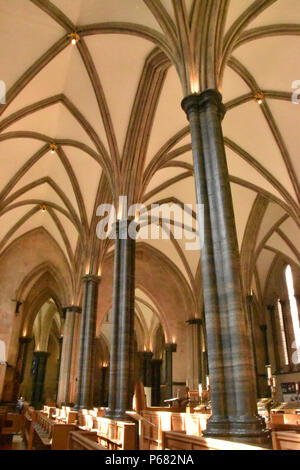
[96,417,137,450]
[141,409,210,450]
[22,407,37,450]
[32,411,76,450]
[162,430,266,450]
[68,431,106,450]
[271,423,300,450]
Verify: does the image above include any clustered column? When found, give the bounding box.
[106,219,136,421]
[75,275,100,409]
[57,306,81,406]
[31,351,49,409]
[182,90,263,437]
[164,343,176,400]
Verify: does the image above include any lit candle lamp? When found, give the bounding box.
[206,375,210,389]
[266,365,272,379]
[198,384,202,398]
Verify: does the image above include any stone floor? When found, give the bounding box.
[0,434,26,450]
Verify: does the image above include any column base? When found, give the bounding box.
[113,409,131,422]
[228,414,267,438]
[202,415,231,437]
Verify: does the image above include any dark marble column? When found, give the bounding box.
[75,275,100,409]
[182,94,229,436]
[182,90,263,438]
[267,305,280,372]
[246,295,259,397]
[138,351,153,387]
[164,343,176,399]
[13,337,32,400]
[151,359,162,406]
[57,306,81,406]
[109,219,136,421]
[260,325,270,365]
[187,319,203,387]
[31,351,50,409]
[100,366,108,406]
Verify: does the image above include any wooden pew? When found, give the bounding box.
[271,422,300,450]
[141,409,210,450]
[22,406,37,450]
[68,431,106,450]
[32,411,76,450]
[96,417,137,450]
[162,431,266,450]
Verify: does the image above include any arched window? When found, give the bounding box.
[277,299,289,366]
[285,265,300,352]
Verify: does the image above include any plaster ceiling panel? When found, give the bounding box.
[255,202,286,248]
[3,102,97,152]
[233,37,300,91]
[222,65,251,103]
[145,173,196,206]
[10,152,80,217]
[266,99,300,182]
[86,34,154,155]
[280,218,300,254]
[173,236,200,278]
[50,0,83,25]
[77,0,162,32]
[0,209,70,265]
[0,138,43,191]
[0,206,30,242]
[146,66,186,167]
[224,0,256,33]
[135,288,158,313]
[246,0,300,28]
[172,151,193,165]
[223,100,297,202]
[225,148,284,202]
[256,248,276,294]
[62,45,110,152]
[139,238,191,286]
[136,300,155,330]
[145,167,189,196]
[63,147,102,225]
[55,210,79,254]
[267,232,299,265]
[9,185,69,214]
[0,0,65,89]
[4,104,61,141]
[0,47,73,120]
[231,183,257,249]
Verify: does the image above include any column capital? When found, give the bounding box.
[165,343,177,353]
[246,294,254,303]
[33,350,50,358]
[186,318,202,325]
[138,351,153,360]
[19,336,32,344]
[82,274,101,284]
[64,305,82,314]
[181,89,226,119]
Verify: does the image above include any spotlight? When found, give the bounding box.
[68,32,80,45]
[41,204,47,213]
[49,143,57,154]
[254,92,264,105]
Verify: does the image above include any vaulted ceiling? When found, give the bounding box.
[0,0,299,310]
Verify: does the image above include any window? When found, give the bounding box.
[285,265,300,351]
[277,299,289,366]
